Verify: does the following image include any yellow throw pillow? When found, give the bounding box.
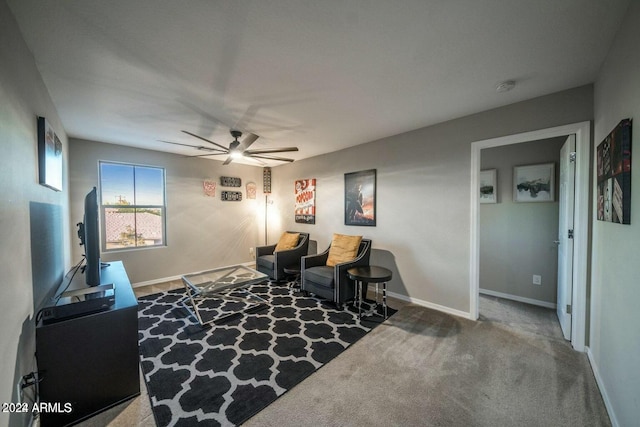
[326,234,362,267]
[274,232,300,252]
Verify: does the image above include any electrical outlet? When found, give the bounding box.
[533,275,542,285]
[249,247,254,255]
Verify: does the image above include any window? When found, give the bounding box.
[99,162,166,251]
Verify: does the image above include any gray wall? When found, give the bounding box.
[0,3,70,426]
[270,85,593,315]
[69,139,265,284]
[591,2,640,425]
[480,137,566,305]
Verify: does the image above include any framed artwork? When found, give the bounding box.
[514,163,555,202]
[344,169,376,226]
[295,178,316,224]
[479,169,497,204]
[597,118,632,224]
[37,116,63,191]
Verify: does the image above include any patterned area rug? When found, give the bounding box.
[138,282,393,426]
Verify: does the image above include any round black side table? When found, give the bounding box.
[347,266,392,319]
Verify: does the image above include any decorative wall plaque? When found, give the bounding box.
[203,179,216,197]
[220,176,241,187]
[263,167,272,194]
[221,191,242,201]
[246,182,257,199]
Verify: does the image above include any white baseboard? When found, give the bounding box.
[586,347,619,427]
[385,289,473,320]
[134,270,473,321]
[479,288,557,309]
[132,261,256,288]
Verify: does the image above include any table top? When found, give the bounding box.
[182,265,268,295]
[347,266,392,282]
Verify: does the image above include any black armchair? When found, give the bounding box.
[256,232,310,282]
[301,239,371,309]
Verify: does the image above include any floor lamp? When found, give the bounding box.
[263,168,271,245]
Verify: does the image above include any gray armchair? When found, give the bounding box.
[256,232,310,282]
[301,239,371,309]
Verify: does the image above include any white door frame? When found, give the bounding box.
[469,121,590,351]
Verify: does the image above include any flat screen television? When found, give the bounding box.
[77,187,101,286]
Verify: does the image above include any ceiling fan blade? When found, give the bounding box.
[158,139,206,149]
[182,130,229,151]
[243,156,267,166]
[186,152,228,158]
[223,156,234,165]
[160,140,226,154]
[239,133,259,150]
[244,147,299,155]
[249,154,295,163]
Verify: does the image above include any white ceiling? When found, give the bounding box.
[8,0,630,166]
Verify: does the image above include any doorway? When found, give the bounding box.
[470,122,591,351]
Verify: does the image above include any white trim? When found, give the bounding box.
[132,261,257,288]
[587,347,619,427]
[387,290,473,320]
[479,288,557,309]
[470,121,590,351]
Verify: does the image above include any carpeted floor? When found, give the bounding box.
[76,293,610,426]
[244,295,611,426]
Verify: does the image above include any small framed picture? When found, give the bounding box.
[514,163,555,202]
[479,169,497,204]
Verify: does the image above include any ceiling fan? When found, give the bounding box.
[161,129,298,165]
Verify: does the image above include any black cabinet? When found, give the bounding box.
[36,261,140,426]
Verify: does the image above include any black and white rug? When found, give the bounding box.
[138,282,392,426]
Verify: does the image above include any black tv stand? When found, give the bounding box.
[36,261,139,426]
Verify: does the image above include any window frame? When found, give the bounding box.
[98,160,167,252]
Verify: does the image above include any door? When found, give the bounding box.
[557,134,576,340]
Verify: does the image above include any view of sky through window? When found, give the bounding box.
[100,162,165,250]
[100,163,164,206]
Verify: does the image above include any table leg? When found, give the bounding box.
[383,281,387,319]
[180,279,205,325]
[358,280,363,319]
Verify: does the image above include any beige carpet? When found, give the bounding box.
[244,295,610,427]
[76,293,610,426]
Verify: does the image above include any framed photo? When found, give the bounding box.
[345,169,376,226]
[37,116,63,191]
[295,178,316,224]
[479,169,497,204]
[514,163,555,202]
